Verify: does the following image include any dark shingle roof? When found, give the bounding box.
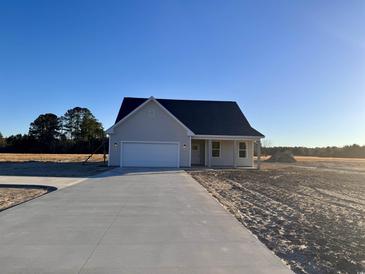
[114,97,264,137]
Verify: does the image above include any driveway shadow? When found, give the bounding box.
[111,167,186,176]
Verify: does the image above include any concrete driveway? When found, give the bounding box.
[0,168,292,274]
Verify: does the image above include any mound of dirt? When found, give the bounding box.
[266,150,296,163]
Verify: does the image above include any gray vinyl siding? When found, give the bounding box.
[108,100,191,167]
[210,140,234,166]
[207,140,254,167]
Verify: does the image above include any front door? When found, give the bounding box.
[191,143,201,165]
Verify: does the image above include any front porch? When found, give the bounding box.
[190,137,261,169]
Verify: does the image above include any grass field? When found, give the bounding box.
[0,153,110,177]
[0,153,106,163]
[260,155,365,173]
[293,156,365,173]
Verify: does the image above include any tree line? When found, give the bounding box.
[0,107,107,154]
[262,144,365,158]
[1,113,364,158]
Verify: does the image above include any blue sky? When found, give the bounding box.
[0,0,364,147]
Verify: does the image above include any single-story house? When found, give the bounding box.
[106,96,264,168]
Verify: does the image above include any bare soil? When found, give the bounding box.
[188,164,365,274]
[0,187,47,211]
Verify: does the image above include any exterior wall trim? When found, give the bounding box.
[108,136,112,167]
[188,136,192,167]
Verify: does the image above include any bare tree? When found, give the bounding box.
[261,139,272,157]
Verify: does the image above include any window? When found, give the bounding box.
[239,142,247,158]
[192,145,199,151]
[212,141,220,157]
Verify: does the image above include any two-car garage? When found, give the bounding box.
[120,141,180,168]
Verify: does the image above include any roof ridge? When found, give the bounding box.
[124,97,236,103]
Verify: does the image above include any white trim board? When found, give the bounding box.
[188,136,192,167]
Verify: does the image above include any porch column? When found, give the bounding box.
[257,140,261,170]
[188,136,192,167]
[208,139,212,168]
[233,140,237,168]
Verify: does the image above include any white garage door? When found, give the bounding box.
[121,142,179,167]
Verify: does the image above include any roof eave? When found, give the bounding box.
[192,134,264,140]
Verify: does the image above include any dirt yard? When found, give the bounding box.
[0,187,47,211]
[188,163,365,274]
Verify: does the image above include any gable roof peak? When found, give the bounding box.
[111,96,264,137]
